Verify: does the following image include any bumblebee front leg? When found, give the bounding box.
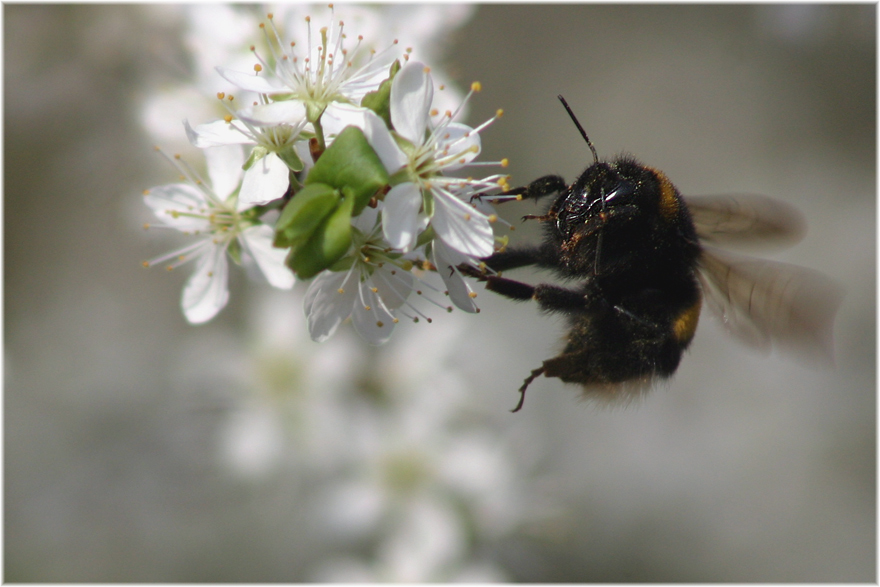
[484,175,567,221]
[483,277,590,313]
[503,174,567,202]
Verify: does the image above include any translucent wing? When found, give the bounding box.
[685,194,806,251]
[697,246,844,365]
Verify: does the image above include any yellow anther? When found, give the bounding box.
[224,115,233,123]
[430,108,439,117]
[142,261,149,268]
[364,305,371,311]
[143,223,150,229]
[464,213,471,221]
[423,65,431,73]
[501,158,509,167]
[254,64,263,72]
[267,12,273,19]
[337,288,345,294]
[376,321,384,328]
[392,318,399,324]
[142,189,150,195]
[471,81,482,92]
[166,265,174,271]
[468,292,478,298]
[371,287,378,293]
[488,214,498,223]
[217,92,226,100]
[496,109,504,117]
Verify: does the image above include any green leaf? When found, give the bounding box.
[361,59,401,129]
[306,125,390,216]
[273,183,341,249]
[288,189,356,279]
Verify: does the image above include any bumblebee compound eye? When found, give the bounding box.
[603,179,635,205]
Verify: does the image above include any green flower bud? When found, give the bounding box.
[287,188,356,279]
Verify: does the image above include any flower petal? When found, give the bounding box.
[382,183,422,251]
[204,144,245,200]
[216,66,284,94]
[240,225,295,290]
[304,270,357,342]
[372,265,414,311]
[143,183,211,232]
[239,153,290,206]
[351,280,396,345]
[433,240,478,313]
[182,244,230,324]
[238,100,308,127]
[390,61,433,145]
[436,122,481,170]
[186,118,253,148]
[431,190,494,258]
[322,103,408,173]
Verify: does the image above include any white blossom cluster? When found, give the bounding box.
[137,6,552,581]
[142,6,509,343]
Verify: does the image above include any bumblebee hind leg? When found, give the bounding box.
[512,366,546,412]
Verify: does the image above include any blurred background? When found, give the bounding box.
[5,4,875,581]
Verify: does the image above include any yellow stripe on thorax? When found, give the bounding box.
[646,167,680,221]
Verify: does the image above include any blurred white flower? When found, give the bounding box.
[142,145,294,323]
[306,315,528,581]
[140,4,476,151]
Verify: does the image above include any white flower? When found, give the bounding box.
[328,61,507,259]
[303,207,414,345]
[184,100,308,206]
[142,145,294,324]
[216,9,399,119]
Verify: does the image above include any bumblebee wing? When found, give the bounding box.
[685,194,806,251]
[697,246,844,364]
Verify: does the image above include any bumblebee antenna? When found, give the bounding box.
[558,95,598,165]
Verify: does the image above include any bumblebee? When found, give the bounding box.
[469,96,843,412]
